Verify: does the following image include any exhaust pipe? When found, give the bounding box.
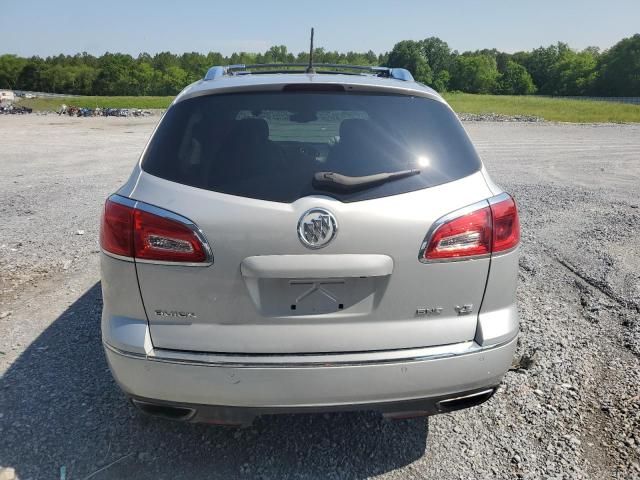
[436,388,496,413]
[131,399,196,421]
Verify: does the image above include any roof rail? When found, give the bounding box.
[203,64,414,82]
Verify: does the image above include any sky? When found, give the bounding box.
[2,0,639,57]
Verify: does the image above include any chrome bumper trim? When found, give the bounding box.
[104,334,517,369]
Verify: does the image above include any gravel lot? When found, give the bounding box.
[1,116,639,480]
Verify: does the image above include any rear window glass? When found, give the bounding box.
[141,91,481,203]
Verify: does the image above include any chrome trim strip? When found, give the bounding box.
[436,388,495,406]
[487,192,511,206]
[103,335,517,369]
[101,250,134,263]
[108,194,214,267]
[490,244,520,258]
[108,194,137,209]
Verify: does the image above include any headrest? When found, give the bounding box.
[232,118,269,143]
[339,119,373,142]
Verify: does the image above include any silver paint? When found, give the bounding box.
[101,70,519,417]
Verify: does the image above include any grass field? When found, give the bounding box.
[18,96,173,111]
[17,93,640,123]
[443,93,640,123]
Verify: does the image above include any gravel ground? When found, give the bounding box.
[0,116,639,480]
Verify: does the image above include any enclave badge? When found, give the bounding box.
[155,310,197,319]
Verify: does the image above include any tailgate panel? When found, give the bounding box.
[132,170,493,354]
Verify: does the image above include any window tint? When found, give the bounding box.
[141,91,481,203]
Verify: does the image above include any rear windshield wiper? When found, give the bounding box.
[313,169,421,192]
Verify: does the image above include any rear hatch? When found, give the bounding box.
[129,88,493,354]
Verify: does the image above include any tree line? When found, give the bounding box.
[0,34,638,96]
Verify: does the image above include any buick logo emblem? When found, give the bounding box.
[297,208,338,249]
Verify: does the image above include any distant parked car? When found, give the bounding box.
[100,63,520,426]
[0,90,15,103]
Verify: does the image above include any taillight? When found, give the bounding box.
[423,207,492,260]
[100,196,211,265]
[420,193,519,261]
[100,199,134,257]
[489,195,520,253]
[133,209,207,262]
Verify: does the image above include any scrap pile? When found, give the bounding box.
[0,104,32,114]
[58,104,152,117]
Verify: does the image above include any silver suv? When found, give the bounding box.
[100,64,520,425]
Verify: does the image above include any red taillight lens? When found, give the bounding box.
[133,209,207,263]
[490,196,520,253]
[424,207,492,260]
[422,194,520,261]
[100,199,134,257]
[100,197,209,264]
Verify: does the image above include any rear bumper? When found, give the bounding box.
[104,335,517,422]
[128,386,499,425]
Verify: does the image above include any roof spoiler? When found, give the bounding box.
[203,64,414,82]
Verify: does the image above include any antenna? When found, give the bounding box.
[306,28,315,74]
